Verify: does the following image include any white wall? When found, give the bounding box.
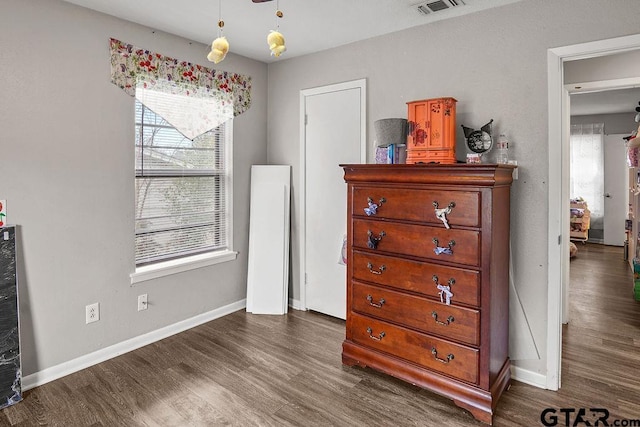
[565,49,640,84]
[571,113,637,135]
[1,0,268,376]
[266,0,640,379]
[566,50,640,136]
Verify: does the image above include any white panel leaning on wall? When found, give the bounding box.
[246,165,291,315]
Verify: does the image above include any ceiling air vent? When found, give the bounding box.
[415,0,465,15]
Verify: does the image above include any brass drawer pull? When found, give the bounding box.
[433,201,455,229]
[367,230,386,250]
[431,347,454,364]
[367,262,386,275]
[366,294,386,308]
[366,327,386,341]
[432,311,454,326]
[364,197,386,216]
[432,238,455,255]
[432,275,455,305]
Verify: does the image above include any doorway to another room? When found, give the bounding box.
[547,33,640,391]
[569,88,638,249]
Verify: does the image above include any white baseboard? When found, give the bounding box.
[510,365,547,389]
[288,298,304,311]
[24,300,544,394]
[22,299,247,391]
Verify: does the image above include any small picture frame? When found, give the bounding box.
[466,153,482,164]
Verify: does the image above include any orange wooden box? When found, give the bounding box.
[406,97,457,164]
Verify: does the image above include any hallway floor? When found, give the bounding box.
[560,243,640,420]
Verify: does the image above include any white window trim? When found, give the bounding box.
[130,249,237,284]
[131,115,235,284]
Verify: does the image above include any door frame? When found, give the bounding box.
[299,78,367,311]
[547,33,640,391]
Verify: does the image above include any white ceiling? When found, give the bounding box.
[62,0,637,117]
[61,0,522,62]
[571,87,640,116]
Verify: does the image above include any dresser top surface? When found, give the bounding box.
[341,164,516,187]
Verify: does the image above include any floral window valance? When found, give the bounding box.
[109,38,251,139]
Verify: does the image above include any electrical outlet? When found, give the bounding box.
[137,294,148,311]
[508,160,518,180]
[86,303,100,324]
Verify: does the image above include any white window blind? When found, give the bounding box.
[135,100,231,266]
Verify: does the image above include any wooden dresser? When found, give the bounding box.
[341,164,514,425]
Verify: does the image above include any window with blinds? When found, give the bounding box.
[135,100,231,266]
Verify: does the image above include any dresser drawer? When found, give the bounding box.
[406,149,455,164]
[352,251,480,307]
[406,149,431,162]
[353,186,479,227]
[352,282,480,346]
[350,312,479,384]
[353,219,480,267]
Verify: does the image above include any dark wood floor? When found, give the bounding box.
[1,243,639,426]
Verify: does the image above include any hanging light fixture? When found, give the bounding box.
[207,0,229,64]
[267,0,286,57]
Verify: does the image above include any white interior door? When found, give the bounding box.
[303,80,365,319]
[604,133,628,246]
